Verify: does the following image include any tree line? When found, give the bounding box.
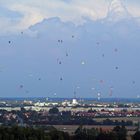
[0,125,139,140]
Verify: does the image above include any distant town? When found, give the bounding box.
[0,98,140,140]
[0,98,140,126]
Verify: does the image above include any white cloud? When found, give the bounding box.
[0,0,140,34]
[127,4,140,17]
[10,4,44,29]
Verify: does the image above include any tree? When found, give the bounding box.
[74,125,87,140]
[49,107,59,115]
[44,135,51,140]
[97,132,118,140]
[113,125,127,140]
[133,131,140,140]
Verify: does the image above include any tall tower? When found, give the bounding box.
[97,93,101,101]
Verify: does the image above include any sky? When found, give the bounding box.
[0,0,140,33]
[0,0,140,98]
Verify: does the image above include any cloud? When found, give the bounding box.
[10,4,44,30]
[127,4,140,17]
[0,0,140,34]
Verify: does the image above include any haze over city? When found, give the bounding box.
[0,0,140,98]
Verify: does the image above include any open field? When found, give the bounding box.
[53,125,137,135]
[53,124,137,140]
[93,117,140,122]
[53,117,140,135]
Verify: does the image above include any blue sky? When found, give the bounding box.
[0,0,140,98]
